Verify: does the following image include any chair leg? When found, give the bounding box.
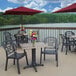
[44,48,46,61]
[17,59,20,74]
[24,49,29,65]
[55,53,58,67]
[65,45,68,55]
[13,58,15,65]
[69,45,71,51]
[61,44,63,52]
[5,58,8,71]
[44,53,45,61]
[25,54,29,65]
[40,50,42,64]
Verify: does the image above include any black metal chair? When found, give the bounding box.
[63,31,75,55]
[14,30,28,47]
[65,31,75,49]
[65,31,75,55]
[61,34,70,54]
[40,37,58,67]
[61,34,67,52]
[65,31,75,38]
[3,31,15,41]
[2,40,29,74]
[14,34,28,43]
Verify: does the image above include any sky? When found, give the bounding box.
[0,0,76,12]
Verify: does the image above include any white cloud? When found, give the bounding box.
[24,0,47,12]
[33,7,47,12]
[8,0,18,3]
[8,0,47,12]
[0,7,13,12]
[60,0,76,8]
[7,0,76,13]
[25,1,38,8]
[24,0,47,8]
[8,0,47,7]
[0,9,4,12]
[7,0,76,8]
[41,9,47,12]
[44,0,61,3]
[8,0,31,4]
[34,0,47,7]
[52,7,61,12]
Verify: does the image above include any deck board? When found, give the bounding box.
[0,45,76,76]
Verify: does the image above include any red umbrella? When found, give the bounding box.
[3,6,43,25]
[53,3,76,13]
[3,6,43,15]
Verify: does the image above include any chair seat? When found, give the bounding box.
[42,50,56,54]
[45,46,55,49]
[8,53,25,59]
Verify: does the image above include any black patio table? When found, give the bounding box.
[20,42,44,72]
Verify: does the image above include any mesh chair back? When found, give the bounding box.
[44,37,58,50]
[2,41,17,57]
[14,34,28,43]
[3,32,13,41]
[65,31,75,38]
[65,31,75,43]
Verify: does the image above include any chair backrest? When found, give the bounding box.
[65,31,75,44]
[65,31,75,38]
[2,40,17,57]
[44,37,58,50]
[3,32,13,41]
[14,34,28,43]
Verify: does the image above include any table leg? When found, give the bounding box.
[23,48,44,72]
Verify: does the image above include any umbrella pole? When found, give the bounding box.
[20,15,23,25]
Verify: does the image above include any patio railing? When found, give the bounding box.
[0,26,76,46]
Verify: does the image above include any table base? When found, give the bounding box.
[24,48,44,72]
[23,63,44,72]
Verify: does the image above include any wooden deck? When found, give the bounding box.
[0,45,76,76]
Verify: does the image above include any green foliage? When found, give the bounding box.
[0,17,8,25]
[0,12,76,26]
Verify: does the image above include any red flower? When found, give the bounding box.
[31,32,37,40]
[32,32,36,36]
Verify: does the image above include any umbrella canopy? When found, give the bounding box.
[3,6,43,25]
[3,6,43,15]
[53,3,76,13]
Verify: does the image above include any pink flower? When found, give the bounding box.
[32,37,37,40]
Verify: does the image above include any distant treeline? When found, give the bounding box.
[0,12,76,26]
